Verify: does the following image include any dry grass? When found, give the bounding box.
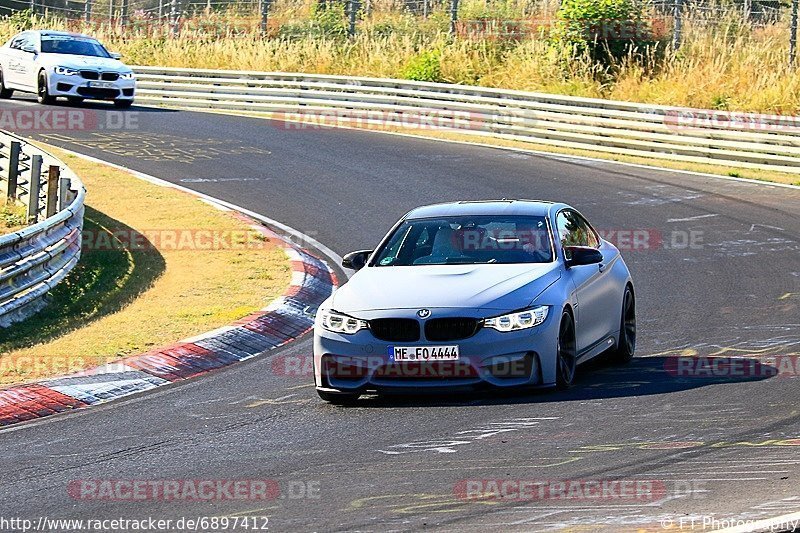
[0,200,26,234]
[0,146,291,385]
[3,2,799,112]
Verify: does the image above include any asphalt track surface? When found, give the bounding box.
[1,97,799,532]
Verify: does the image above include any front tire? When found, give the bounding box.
[37,72,55,104]
[555,311,577,390]
[317,390,360,405]
[0,69,13,99]
[609,286,636,364]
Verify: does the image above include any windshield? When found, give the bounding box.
[373,215,553,266]
[40,36,110,58]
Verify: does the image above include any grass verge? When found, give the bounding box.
[0,201,26,235]
[0,146,291,386]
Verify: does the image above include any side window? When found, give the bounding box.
[13,33,33,52]
[577,213,600,248]
[415,227,430,247]
[375,226,409,266]
[9,36,24,50]
[556,210,598,258]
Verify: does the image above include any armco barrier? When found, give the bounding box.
[133,66,800,175]
[0,131,84,327]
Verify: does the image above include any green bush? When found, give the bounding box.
[279,2,348,39]
[550,0,654,63]
[402,49,443,82]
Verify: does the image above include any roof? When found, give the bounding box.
[30,30,93,39]
[405,199,566,219]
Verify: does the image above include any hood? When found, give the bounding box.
[40,54,128,71]
[331,263,561,313]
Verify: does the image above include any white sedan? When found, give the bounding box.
[0,30,135,108]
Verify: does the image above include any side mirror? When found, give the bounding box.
[109,52,122,59]
[342,250,372,271]
[21,44,36,54]
[565,246,603,267]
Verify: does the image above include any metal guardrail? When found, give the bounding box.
[133,65,800,175]
[0,131,85,327]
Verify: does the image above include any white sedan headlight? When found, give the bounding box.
[319,310,368,335]
[119,72,135,80]
[484,306,549,332]
[54,66,78,76]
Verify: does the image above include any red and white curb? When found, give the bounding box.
[0,216,337,428]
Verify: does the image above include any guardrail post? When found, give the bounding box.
[169,0,180,36]
[27,155,43,225]
[45,165,60,218]
[58,176,71,211]
[348,0,358,37]
[791,0,798,67]
[260,0,270,37]
[84,0,92,22]
[121,0,129,26]
[449,0,459,35]
[5,141,21,201]
[673,0,683,49]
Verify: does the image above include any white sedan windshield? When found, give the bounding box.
[40,36,110,58]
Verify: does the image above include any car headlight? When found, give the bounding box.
[119,72,135,80]
[54,66,78,76]
[319,310,368,335]
[484,306,549,332]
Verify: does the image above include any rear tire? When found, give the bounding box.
[317,390,360,405]
[0,69,13,99]
[114,99,133,109]
[555,311,577,390]
[37,72,55,105]
[609,286,636,364]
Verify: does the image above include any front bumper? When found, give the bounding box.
[313,308,560,394]
[49,72,135,101]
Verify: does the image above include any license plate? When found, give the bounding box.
[87,81,115,88]
[389,345,460,361]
